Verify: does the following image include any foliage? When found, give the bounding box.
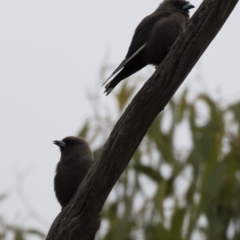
[2,69,240,240]
[78,76,240,240]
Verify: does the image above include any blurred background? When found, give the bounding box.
[1,0,240,239]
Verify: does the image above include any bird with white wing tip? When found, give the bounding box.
[103,0,195,95]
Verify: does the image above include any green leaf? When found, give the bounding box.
[171,207,186,237]
[78,122,89,138]
[115,82,135,111]
[25,228,45,238]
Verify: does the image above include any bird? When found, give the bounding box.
[103,0,195,95]
[53,136,94,209]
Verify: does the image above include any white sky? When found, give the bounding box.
[0,0,240,236]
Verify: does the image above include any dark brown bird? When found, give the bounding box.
[53,136,94,209]
[103,0,194,95]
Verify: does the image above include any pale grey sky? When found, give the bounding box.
[0,0,239,236]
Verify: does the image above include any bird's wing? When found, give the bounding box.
[102,43,147,85]
[103,11,171,86]
[126,11,172,58]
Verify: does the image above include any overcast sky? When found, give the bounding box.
[0,0,240,236]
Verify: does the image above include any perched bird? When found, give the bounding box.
[53,136,94,209]
[103,0,194,95]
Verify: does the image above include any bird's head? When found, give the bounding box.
[53,136,93,159]
[161,0,195,14]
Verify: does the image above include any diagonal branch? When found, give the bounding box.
[46,0,239,239]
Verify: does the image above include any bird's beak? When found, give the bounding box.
[53,140,66,148]
[182,4,195,11]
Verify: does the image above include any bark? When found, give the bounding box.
[46,0,239,239]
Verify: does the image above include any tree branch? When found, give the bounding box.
[46,0,239,239]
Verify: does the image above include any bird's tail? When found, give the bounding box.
[104,71,126,96]
[104,62,146,95]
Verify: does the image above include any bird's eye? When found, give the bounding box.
[174,1,189,7]
[65,141,74,147]
[174,1,184,8]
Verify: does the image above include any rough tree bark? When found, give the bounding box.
[46,0,239,239]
